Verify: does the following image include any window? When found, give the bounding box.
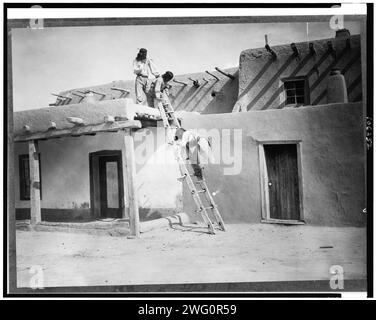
[19,154,42,200]
[282,77,309,107]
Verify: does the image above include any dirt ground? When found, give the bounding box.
[16,223,366,289]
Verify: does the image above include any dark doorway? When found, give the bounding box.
[89,151,124,219]
[264,144,301,221]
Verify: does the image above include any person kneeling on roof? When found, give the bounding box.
[174,128,215,180]
[150,71,174,108]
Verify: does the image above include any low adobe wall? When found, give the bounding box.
[58,68,239,114]
[181,102,366,227]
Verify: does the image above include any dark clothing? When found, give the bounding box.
[191,163,204,180]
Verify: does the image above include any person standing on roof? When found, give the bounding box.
[133,48,160,105]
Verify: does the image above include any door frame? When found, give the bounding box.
[89,150,125,219]
[258,140,305,224]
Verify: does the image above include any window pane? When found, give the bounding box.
[296,96,305,103]
[25,180,30,197]
[294,81,305,88]
[283,79,306,105]
[286,96,295,104]
[286,89,296,97]
[284,81,294,89]
[297,87,305,95]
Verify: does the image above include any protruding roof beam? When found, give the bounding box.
[309,43,316,56]
[88,89,106,97]
[67,117,84,126]
[110,87,130,93]
[104,115,115,123]
[290,43,300,59]
[172,79,188,86]
[51,93,72,102]
[71,91,86,98]
[264,36,277,61]
[205,71,220,81]
[188,77,200,87]
[48,121,57,130]
[215,67,235,80]
[15,120,142,142]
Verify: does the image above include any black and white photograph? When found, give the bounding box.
[3,2,372,300]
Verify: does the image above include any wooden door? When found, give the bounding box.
[264,144,300,220]
[98,155,122,218]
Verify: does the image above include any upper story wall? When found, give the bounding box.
[51,33,362,115]
[56,68,239,114]
[233,34,362,112]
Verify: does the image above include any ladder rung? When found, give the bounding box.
[160,95,226,234]
[190,188,206,194]
[195,205,216,212]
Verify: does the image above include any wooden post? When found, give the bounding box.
[122,129,140,237]
[29,140,41,225]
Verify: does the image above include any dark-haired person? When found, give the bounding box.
[152,71,174,108]
[174,128,215,180]
[133,48,160,105]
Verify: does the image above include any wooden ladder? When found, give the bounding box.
[157,93,226,234]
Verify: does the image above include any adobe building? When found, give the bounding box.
[13,30,366,237]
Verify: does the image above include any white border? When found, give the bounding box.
[7,4,367,20]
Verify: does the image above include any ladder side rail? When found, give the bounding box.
[177,156,216,234]
[159,91,225,233]
[199,180,226,231]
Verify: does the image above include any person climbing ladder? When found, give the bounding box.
[174,128,215,180]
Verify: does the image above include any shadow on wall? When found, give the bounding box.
[233,35,362,112]
[172,71,239,114]
[202,70,239,114]
[58,69,239,114]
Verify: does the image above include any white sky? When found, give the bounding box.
[11,21,360,111]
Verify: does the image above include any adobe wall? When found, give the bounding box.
[181,102,366,227]
[13,98,142,137]
[57,68,239,114]
[14,126,182,222]
[234,35,362,112]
